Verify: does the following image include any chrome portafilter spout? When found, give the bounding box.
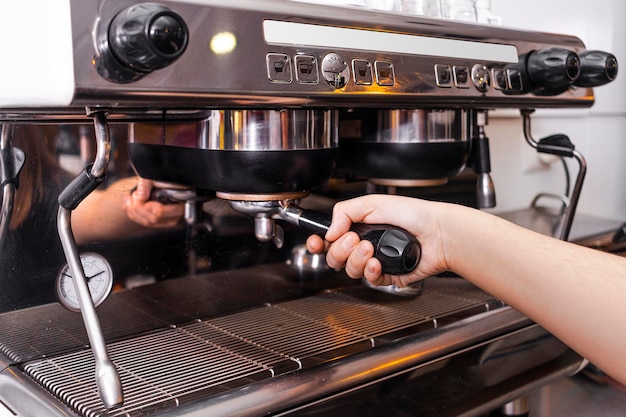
[148,186,214,275]
[471,110,496,209]
[228,200,422,276]
[227,200,286,249]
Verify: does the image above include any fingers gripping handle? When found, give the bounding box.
[354,224,422,275]
[297,208,422,275]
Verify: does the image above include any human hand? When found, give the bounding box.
[306,195,451,287]
[123,178,184,228]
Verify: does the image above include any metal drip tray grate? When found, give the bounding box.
[22,284,499,417]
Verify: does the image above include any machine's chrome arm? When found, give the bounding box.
[561,148,587,241]
[56,110,123,408]
[0,125,25,247]
[0,182,14,243]
[473,111,496,209]
[90,111,112,178]
[521,110,587,241]
[0,125,14,245]
[522,109,539,150]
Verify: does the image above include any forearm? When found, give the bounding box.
[71,177,145,244]
[71,177,185,244]
[444,205,626,384]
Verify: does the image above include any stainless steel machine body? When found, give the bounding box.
[0,0,618,415]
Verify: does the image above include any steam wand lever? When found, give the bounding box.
[0,125,25,250]
[521,109,587,241]
[57,110,123,409]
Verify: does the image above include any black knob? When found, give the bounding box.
[527,48,580,93]
[108,3,188,73]
[95,3,188,83]
[574,50,618,87]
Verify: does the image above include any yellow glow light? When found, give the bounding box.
[210,32,237,55]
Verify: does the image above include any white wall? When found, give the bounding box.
[487,0,626,221]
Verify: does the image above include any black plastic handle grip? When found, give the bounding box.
[298,208,421,275]
[58,164,106,210]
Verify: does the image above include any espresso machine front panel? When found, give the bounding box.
[0,0,611,117]
[0,1,619,416]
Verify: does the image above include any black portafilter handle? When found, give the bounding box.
[294,208,421,275]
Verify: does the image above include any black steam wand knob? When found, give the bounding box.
[574,50,618,87]
[280,203,421,275]
[95,3,189,83]
[526,47,580,93]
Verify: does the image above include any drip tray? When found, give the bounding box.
[20,282,499,417]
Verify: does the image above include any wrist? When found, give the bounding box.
[438,203,480,275]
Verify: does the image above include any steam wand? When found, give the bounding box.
[0,124,25,249]
[521,109,587,241]
[229,200,421,275]
[56,110,123,409]
[471,110,496,209]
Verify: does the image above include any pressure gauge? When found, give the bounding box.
[56,252,113,312]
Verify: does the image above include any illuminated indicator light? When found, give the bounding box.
[210,32,237,55]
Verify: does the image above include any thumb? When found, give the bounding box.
[133,178,154,201]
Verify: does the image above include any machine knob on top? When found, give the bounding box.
[574,50,618,87]
[96,3,188,83]
[526,47,580,94]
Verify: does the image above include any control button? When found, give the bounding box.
[435,64,452,87]
[267,53,292,83]
[507,69,523,91]
[375,61,395,86]
[471,64,490,93]
[352,59,373,85]
[294,54,319,84]
[453,66,469,88]
[321,52,350,89]
[492,68,507,90]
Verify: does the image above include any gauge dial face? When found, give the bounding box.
[56,252,113,312]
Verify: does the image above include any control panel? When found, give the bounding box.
[267,53,396,89]
[56,0,620,110]
[264,49,617,97]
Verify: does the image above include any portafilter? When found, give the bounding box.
[128,109,339,200]
[337,109,471,186]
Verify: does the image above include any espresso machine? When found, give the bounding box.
[0,1,618,416]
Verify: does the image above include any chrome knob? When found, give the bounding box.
[321,53,350,89]
[471,64,491,93]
